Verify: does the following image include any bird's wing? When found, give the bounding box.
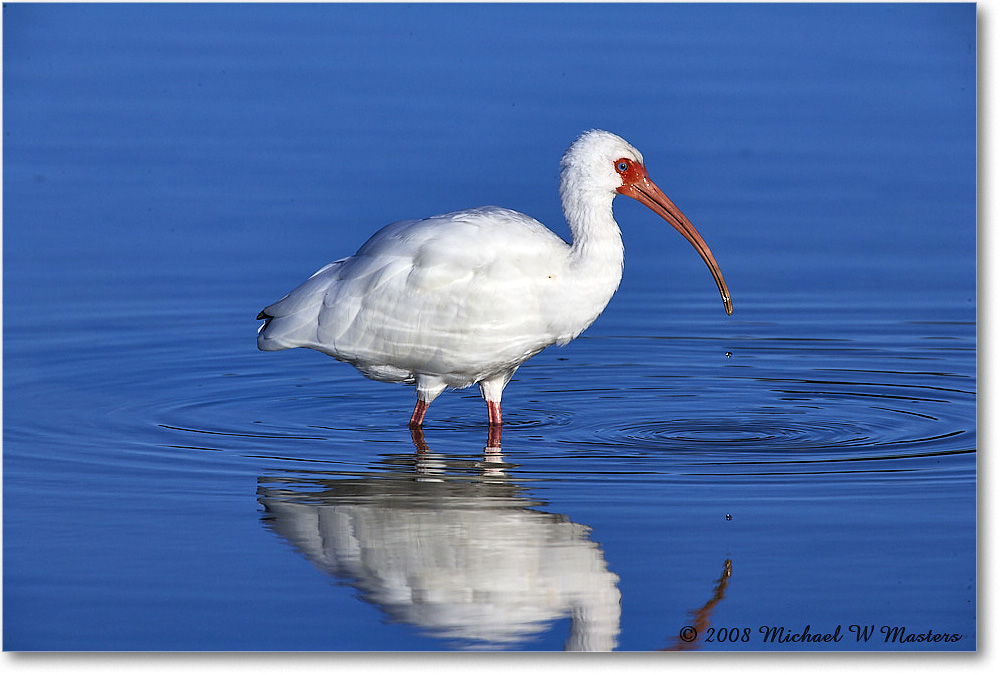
[259,208,572,385]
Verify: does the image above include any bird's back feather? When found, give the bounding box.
[257,207,597,389]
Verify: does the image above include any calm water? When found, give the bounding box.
[3,3,976,651]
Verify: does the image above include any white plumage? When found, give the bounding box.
[258,130,731,432]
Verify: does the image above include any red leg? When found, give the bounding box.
[409,399,429,428]
[487,400,502,427]
[486,400,502,448]
[487,423,502,448]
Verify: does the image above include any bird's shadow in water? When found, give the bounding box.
[257,429,732,651]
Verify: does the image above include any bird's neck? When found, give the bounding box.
[557,192,625,333]
[564,191,625,278]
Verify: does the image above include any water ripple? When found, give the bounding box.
[6,305,974,488]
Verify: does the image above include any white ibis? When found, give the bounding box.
[257,130,732,434]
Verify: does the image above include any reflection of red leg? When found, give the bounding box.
[409,399,429,428]
[409,425,429,453]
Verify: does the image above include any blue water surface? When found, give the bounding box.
[3,3,976,651]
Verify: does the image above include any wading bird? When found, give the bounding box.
[257,130,732,437]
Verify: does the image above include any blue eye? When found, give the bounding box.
[616,161,629,172]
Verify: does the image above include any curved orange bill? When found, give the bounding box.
[618,172,733,315]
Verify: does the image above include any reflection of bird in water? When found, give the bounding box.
[257,442,621,650]
[662,559,733,651]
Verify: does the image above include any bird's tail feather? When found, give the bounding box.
[256,260,345,351]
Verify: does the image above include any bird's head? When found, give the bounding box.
[560,130,733,316]
[559,129,645,200]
